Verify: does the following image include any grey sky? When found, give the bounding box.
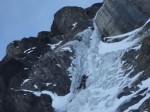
[0,0,103,60]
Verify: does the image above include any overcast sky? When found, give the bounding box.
[0,0,103,60]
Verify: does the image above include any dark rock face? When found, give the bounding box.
[137,36,150,72]
[21,50,73,96]
[86,3,103,19]
[1,90,53,112]
[134,0,150,17]
[64,19,94,41]
[51,4,103,35]
[117,86,132,99]
[118,95,145,112]
[0,3,101,112]
[51,6,89,35]
[5,36,54,68]
[0,37,72,111]
[95,0,150,36]
[0,59,24,88]
[37,31,52,44]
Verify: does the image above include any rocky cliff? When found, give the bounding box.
[0,3,102,112]
[1,1,150,112]
[95,0,150,36]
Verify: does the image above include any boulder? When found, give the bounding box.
[51,3,102,35]
[6,40,23,59]
[51,6,88,35]
[6,37,39,60]
[37,31,52,44]
[4,37,51,68]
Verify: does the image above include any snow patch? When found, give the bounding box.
[48,41,62,50]
[56,64,61,67]
[53,84,57,87]
[21,79,31,86]
[44,83,52,86]
[24,47,36,54]
[34,84,38,89]
[24,67,29,70]
[71,22,77,30]
[61,46,72,52]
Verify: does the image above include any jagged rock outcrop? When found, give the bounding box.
[51,6,88,35]
[51,3,103,36]
[21,49,73,96]
[0,3,102,112]
[95,0,150,36]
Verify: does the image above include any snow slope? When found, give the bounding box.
[65,20,150,112]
